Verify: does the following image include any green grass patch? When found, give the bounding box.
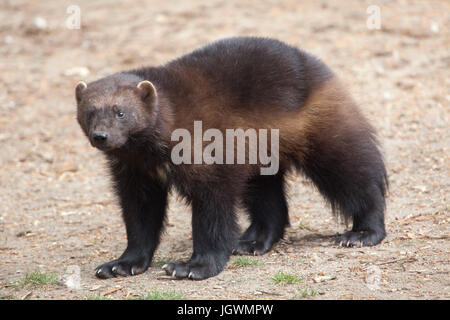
[299,287,317,298]
[232,257,264,268]
[152,257,175,268]
[129,289,184,300]
[10,269,59,288]
[270,271,302,285]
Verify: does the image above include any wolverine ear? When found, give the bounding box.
[137,80,157,104]
[75,81,87,104]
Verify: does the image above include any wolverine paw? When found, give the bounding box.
[232,240,272,256]
[95,256,150,279]
[338,230,385,247]
[162,255,226,280]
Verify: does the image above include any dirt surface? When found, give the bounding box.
[0,0,449,300]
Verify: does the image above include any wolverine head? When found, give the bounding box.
[75,74,158,151]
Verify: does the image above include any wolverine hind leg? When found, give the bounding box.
[234,171,289,255]
[300,120,387,247]
[294,79,388,247]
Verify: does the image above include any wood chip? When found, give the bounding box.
[313,275,336,283]
[90,285,102,291]
[21,291,32,300]
[101,287,121,296]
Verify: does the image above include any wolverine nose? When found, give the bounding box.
[92,131,108,142]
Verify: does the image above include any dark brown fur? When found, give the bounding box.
[75,37,387,280]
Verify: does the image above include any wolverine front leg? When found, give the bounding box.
[95,164,168,279]
[163,187,239,280]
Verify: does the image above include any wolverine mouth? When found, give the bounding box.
[90,140,116,152]
[89,133,125,152]
[90,138,129,153]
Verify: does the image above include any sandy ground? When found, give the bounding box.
[0,0,449,300]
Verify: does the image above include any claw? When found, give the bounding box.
[188,272,193,279]
[172,270,176,277]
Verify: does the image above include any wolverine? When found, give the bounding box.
[75,37,387,280]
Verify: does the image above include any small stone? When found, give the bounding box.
[1,101,16,109]
[313,275,336,283]
[430,22,439,33]
[383,92,393,101]
[3,35,13,44]
[64,66,90,77]
[34,17,47,29]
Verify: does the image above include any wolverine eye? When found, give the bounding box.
[116,111,125,119]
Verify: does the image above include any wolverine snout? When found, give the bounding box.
[91,131,109,148]
[92,131,108,141]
